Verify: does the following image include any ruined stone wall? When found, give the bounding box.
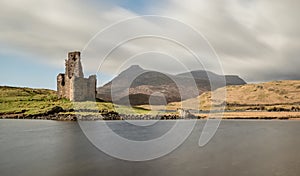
[70,75,96,101]
[87,75,97,100]
[72,77,87,101]
[57,51,97,101]
[65,52,84,79]
[57,73,66,99]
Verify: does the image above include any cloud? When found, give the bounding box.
[158,0,300,82]
[0,0,136,68]
[1,0,300,83]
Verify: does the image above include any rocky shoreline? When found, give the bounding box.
[1,106,299,121]
[1,112,299,121]
[0,112,200,121]
[0,106,200,121]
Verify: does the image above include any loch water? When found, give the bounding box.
[0,119,299,176]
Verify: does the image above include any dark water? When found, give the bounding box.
[0,119,299,176]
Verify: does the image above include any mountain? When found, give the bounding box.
[97,65,246,105]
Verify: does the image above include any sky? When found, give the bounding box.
[0,0,299,90]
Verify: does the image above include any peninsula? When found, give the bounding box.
[1,51,300,121]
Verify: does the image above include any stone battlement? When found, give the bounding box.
[57,51,96,101]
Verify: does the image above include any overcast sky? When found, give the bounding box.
[1,0,299,89]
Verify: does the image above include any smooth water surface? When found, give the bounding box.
[0,119,299,176]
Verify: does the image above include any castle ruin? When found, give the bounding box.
[57,51,96,101]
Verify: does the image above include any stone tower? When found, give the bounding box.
[57,51,96,101]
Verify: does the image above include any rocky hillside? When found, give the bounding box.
[167,80,300,111]
[97,65,246,105]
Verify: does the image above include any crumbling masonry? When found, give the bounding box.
[57,51,96,101]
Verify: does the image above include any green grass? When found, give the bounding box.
[0,86,71,115]
[0,86,149,116]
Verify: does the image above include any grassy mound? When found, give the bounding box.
[0,86,149,117]
[0,86,68,115]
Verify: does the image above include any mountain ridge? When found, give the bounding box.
[97,65,246,105]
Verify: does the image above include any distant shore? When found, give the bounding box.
[1,111,300,121]
[197,111,300,121]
